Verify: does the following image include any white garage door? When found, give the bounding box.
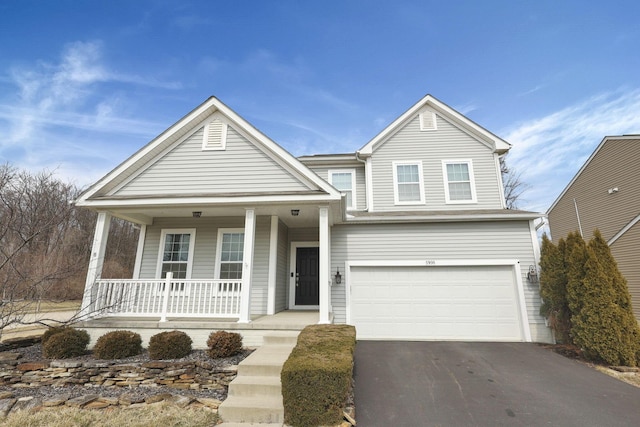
[350,264,525,341]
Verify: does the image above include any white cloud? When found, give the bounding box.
[502,89,640,212]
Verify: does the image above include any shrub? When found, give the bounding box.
[42,326,74,347]
[539,234,572,344]
[93,330,142,360]
[207,331,242,358]
[281,324,356,427]
[148,330,193,359]
[42,327,90,359]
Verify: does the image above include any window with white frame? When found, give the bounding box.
[216,229,245,280]
[329,169,356,209]
[393,161,425,204]
[157,229,196,283]
[442,160,477,203]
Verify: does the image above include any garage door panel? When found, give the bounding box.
[350,265,524,341]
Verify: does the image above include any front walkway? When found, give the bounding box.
[76,311,320,348]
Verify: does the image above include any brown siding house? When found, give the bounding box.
[547,135,640,320]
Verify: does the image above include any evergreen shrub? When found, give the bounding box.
[207,331,243,358]
[148,330,193,359]
[93,330,142,359]
[42,327,90,359]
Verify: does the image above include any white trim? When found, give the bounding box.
[392,161,425,205]
[267,216,278,315]
[132,224,146,280]
[529,220,542,272]
[365,157,374,211]
[608,213,640,245]
[495,153,507,208]
[319,206,330,324]
[239,209,256,323]
[344,259,532,342]
[419,109,437,131]
[81,212,111,316]
[328,169,357,210]
[441,159,478,204]
[214,228,246,280]
[155,228,197,279]
[289,241,320,310]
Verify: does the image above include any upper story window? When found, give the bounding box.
[393,161,425,205]
[329,169,356,209]
[442,160,477,203]
[157,229,196,279]
[215,229,245,280]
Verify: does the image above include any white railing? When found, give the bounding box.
[91,273,242,320]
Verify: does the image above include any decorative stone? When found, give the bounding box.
[144,393,173,404]
[16,362,49,371]
[168,383,190,390]
[0,398,17,417]
[170,395,193,408]
[0,353,21,363]
[65,394,99,408]
[97,396,119,405]
[142,362,170,369]
[43,394,71,407]
[50,361,82,368]
[0,392,14,399]
[118,393,145,406]
[12,396,42,412]
[84,401,111,410]
[196,397,222,409]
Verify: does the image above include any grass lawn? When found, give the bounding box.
[1,403,220,427]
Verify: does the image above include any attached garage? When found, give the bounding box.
[347,260,530,342]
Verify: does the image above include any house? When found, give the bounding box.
[547,135,640,321]
[75,94,553,345]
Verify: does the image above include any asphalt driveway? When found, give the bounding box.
[354,341,640,426]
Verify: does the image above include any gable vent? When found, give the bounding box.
[202,119,228,151]
[419,110,437,131]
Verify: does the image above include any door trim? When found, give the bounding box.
[345,259,532,342]
[289,241,320,310]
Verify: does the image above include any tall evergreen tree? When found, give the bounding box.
[539,234,572,343]
[565,231,588,319]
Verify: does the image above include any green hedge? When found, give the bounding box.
[281,324,356,427]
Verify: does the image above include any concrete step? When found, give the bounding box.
[238,345,295,377]
[262,331,300,346]
[218,395,284,424]
[228,375,282,397]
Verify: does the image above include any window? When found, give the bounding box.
[442,160,477,203]
[156,229,196,289]
[393,161,425,204]
[216,229,245,280]
[329,170,356,209]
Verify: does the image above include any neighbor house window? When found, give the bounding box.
[393,161,425,204]
[156,229,196,280]
[442,160,477,203]
[216,229,245,280]
[329,169,356,209]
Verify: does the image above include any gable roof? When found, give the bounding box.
[547,134,640,214]
[76,97,342,206]
[357,94,511,156]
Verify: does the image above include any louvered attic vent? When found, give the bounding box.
[419,110,437,131]
[202,118,228,150]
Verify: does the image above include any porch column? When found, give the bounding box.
[267,215,278,315]
[81,211,111,317]
[318,206,330,324]
[238,208,256,323]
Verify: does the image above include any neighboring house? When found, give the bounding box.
[547,135,640,321]
[75,94,553,344]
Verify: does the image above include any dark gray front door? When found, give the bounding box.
[295,247,319,305]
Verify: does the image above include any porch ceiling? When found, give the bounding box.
[109,202,341,228]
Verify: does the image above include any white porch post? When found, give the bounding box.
[267,215,278,315]
[81,212,111,317]
[238,208,256,323]
[318,206,330,324]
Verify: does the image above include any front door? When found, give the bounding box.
[295,247,319,306]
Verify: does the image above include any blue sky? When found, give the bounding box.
[1,1,640,215]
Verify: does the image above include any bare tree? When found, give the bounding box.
[500,156,529,209]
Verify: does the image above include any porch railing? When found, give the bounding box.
[91,273,242,320]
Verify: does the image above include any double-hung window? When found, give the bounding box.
[216,229,245,280]
[157,229,195,291]
[442,160,477,203]
[329,169,356,209]
[393,161,425,204]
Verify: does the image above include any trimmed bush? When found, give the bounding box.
[42,326,75,347]
[207,331,242,358]
[42,327,90,359]
[281,324,356,427]
[93,330,142,360]
[148,330,193,359]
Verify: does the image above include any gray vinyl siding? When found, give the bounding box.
[288,227,318,242]
[276,220,289,312]
[138,216,271,315]
[611,224,640,321]
[306,165,367,210]
[548,138,640,242]
[330,221,551,341]
[370,114,504,211]
[114,126,310,196]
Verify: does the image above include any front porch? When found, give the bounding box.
[77,310,321,348]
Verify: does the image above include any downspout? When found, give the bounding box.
[573,198,584,238]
